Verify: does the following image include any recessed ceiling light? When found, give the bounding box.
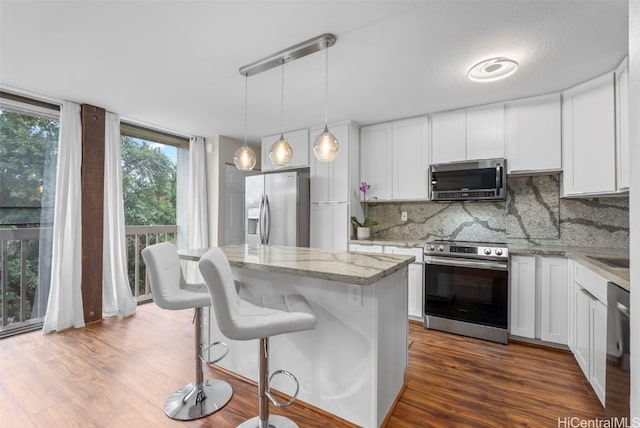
[467,57,519,82]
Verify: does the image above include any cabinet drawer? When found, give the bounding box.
[349,244,383,253]
[574,263,607,304]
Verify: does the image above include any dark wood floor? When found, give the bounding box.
[0,303,602,427]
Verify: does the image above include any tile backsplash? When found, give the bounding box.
[367,174,629,249]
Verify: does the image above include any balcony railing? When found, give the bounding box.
[0,224,176,336]
[125,225,177,301]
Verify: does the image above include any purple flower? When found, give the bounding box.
[359,181,370,193]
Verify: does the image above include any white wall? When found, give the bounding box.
[629,0,639,419]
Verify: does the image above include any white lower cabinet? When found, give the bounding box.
[509,255,537,338]
[310,203,348,251]
[573,282,591,376]
[509,255,568,345]
[590,298,607,405]
[384,246,424,319]
[539,257,569,344]
[349,243,423,319]
[571,261,608,406]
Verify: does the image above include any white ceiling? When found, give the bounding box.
[0,1,629,144]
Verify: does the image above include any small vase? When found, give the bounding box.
[356,227,370,240]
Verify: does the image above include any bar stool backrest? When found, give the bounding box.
[142,241,194,310]
[198,248,244,339]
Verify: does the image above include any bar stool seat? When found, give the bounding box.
[198,247,316,428]
[142,242,233,421]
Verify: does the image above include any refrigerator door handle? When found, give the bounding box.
[264,195,271,244]
[259,196,266,244]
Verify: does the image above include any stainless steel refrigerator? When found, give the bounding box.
[245,171,309,247]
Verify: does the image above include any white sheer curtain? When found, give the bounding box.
[103,112,137,317]
[185,136,209,283]
[43,101,84,333]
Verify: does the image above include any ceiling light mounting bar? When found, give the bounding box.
[239,33,336,77]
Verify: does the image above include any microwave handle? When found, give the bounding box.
[496,166,503,191]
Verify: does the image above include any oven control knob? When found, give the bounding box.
[427,245,435,251]
[484,248,492,255]
[437,245,444,252]
[495,249,503,256]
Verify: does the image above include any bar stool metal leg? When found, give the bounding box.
[164,307,233,420]
[238,338,299,428]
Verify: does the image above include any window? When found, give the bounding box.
[0,92,60,336]
[120,122,188,300]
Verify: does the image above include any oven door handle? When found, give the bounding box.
[426,257,508,271]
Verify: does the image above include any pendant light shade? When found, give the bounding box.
[270,134,293,166]
[234,75,256,171]
[269,65,293,167]
[313,125,339,162]
[313,41,338,162]
[234,145,256,171]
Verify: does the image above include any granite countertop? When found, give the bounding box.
[508,244,629,291]
[349,238,427,248]
[179,244,414,286]
[347,239,630,291]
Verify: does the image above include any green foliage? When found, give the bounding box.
[350,216,378,228]
[0,110,59,226]
[121,136,176,226]
[120,136,177,296]
[0,109,59,326]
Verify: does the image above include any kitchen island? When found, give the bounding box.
[179,244,414,428]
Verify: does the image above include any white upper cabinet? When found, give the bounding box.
[361,117,429,201]
[505,94,562,174]
[392,117,429,200]
[466,104,505,160]
[615,57,630,191]
[431,104,504,164]
[310,123,350,203]
[261,128,309,171]
[430,110,466,163]
[561,73,617,196]
[360,122,393,201]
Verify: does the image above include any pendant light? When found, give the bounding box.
[269,64,293,167]
[313,44,339,162]
[234,75,257,171]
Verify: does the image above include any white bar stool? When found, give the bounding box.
[198,247,317,428]
[142,242,233,420]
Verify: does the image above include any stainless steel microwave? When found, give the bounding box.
[429,158,506,201]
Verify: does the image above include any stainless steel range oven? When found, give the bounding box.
[424,240,509,344]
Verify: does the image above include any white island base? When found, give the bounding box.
[204,267,408,427]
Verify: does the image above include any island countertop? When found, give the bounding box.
[179,244,414,286]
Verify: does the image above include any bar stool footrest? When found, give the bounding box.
[201,340,230,365]
[265,369,299,408]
